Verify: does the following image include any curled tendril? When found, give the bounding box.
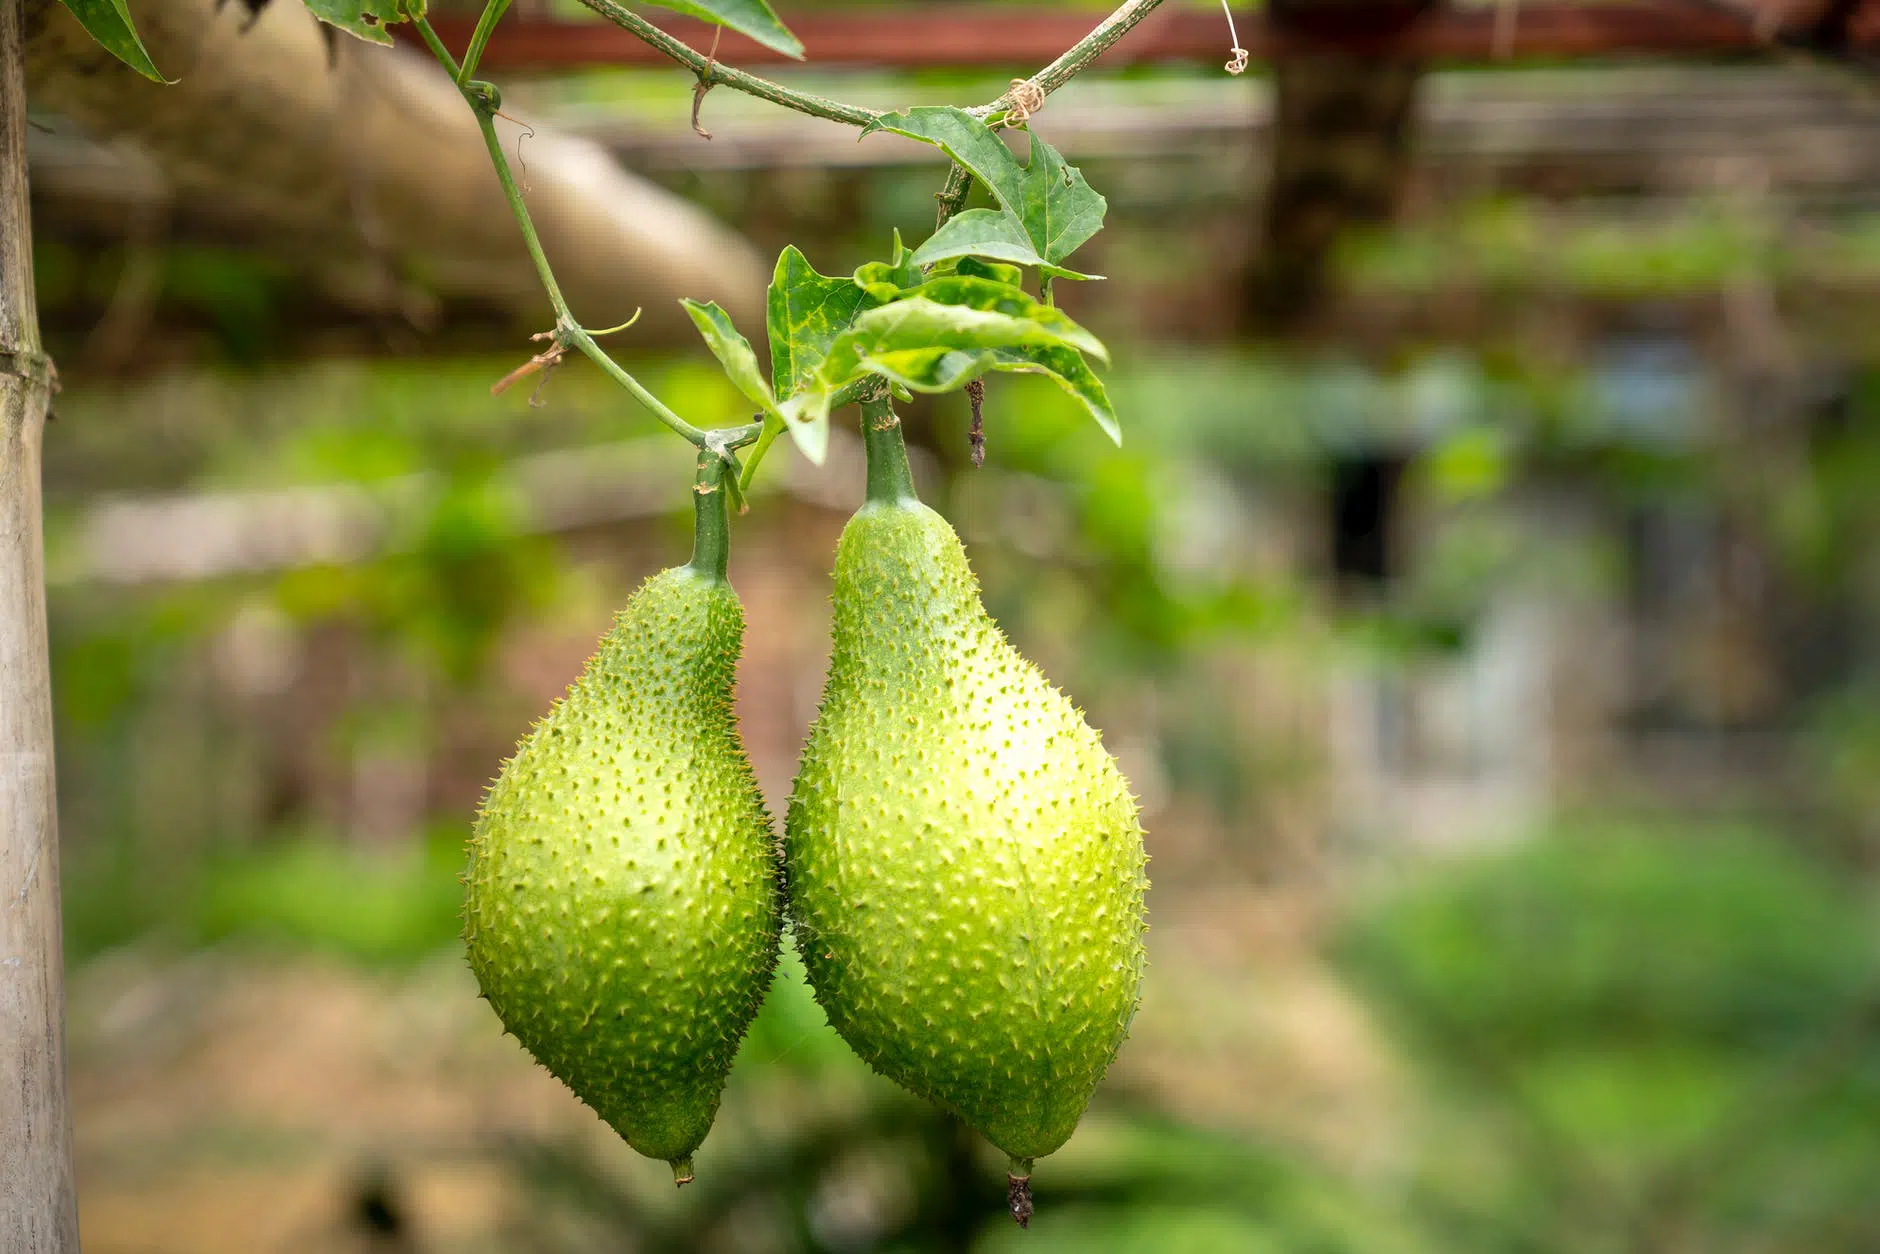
[1004,78,1046,127]
[1220,0,1249,75]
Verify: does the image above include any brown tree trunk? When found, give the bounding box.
[1245,0,1431,333]
[0,0,77,1248]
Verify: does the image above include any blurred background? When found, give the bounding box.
[23,0,1880,1249]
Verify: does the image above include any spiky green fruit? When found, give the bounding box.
[464,467,779,1181]
[784,407,1148,1171]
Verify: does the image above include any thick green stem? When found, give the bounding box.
[860,398,918,506]
[687,452,732,582]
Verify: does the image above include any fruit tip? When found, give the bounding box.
[670,1156,695,1187]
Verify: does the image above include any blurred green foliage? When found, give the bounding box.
[1337,822,1880,1254]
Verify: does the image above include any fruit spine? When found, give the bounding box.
[463,451,780,1183]
[785,400,1148,1205]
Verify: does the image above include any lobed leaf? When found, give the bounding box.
[869,108,1108,272]
[766,247,883,463]
[1018,137,1106,268]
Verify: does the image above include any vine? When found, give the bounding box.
[49,0,1171,488]
[402,0,1163,487]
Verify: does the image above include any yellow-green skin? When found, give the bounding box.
[464,567,781,1174]
[785,499,1148,1165]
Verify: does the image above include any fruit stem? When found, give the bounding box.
[686,450,731,583]
[860,397,919,506]
[670,1155,695,1187]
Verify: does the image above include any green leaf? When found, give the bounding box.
[680,298,776,414]
[1018,136,1106,269]
[768,247,877,399]
[852,230,923,302]
[897,276,1108,362]
[866,108,1107,271]
[824,298,1103,385]
[858,347,994,394]
[766,247,881,463]
[299,0,419,46]
[989,344,1119,445]
[636,0,803,58]
[56,0,168,80]
[864,107,1031,213]
[909,209,1042,271]
[952,256,1026,286]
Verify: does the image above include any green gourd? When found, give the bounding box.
[464,454,780,1184]
[785,402,1148,1208]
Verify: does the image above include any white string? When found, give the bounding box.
[1222,0,1249,74]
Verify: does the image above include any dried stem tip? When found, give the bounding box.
[1007,1158,1034,1228]
[670,1156,695,1187]
[967,379,986,468]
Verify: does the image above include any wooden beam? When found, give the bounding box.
[408,2,1842,73]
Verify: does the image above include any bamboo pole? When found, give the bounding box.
[0,0,77,1248]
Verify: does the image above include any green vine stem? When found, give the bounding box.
[860,396,917,506]
[686,448,733,581]
[934,163,974,228]
[413,15,716,448]
[416,0,1164,475]
[575,0,1169,136]
[578,0,879,127]
[457,0,514,85]
[737,376,878,492]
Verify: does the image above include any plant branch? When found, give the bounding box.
[575,0,1170,137]
[935,163,974,228]
[575,0,880,126]
[983,0,1165,111]
[458,0,514,85]
[411,14,463,76]
[412,13,712,448]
